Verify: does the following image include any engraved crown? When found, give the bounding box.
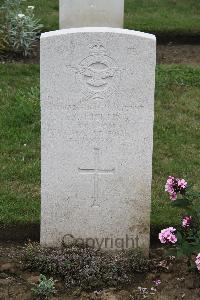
[90,42,106,55]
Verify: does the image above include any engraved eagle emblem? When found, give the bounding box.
[81,65,116,88]
[76,44,120,98]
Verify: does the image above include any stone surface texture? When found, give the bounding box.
[40,28,156,253]
[59,0,124,29]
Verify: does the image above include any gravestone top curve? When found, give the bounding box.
[41,27,156,41]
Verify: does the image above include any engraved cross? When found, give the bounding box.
[78,148,115,207]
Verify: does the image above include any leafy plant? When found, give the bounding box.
[159,176,200,271]
[0,0,43,57]
[31,274,56,299]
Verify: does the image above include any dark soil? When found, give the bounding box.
[0,223,161,246]
[0,242,200,300]
[157,44,200,67]
[152,33,200,45]
[0,223,40,243]
[1,43,200,67]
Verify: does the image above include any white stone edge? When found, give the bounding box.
[41,27,156,41]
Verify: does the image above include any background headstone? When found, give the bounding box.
[59,0,124,29]
[40,28,156,253]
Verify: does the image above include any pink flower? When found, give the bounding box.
[170,192,177,201]
[182,216,192,228]
[153,279,161,286]
[165,176,187,200]
[159,227,177,244]
[178,179,187,189]
[195,253,200,271]
[165,176,174,193]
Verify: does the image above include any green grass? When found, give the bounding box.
[125,0,200,35]
[0,64,40,224]
[152,65,200,226]
[0,0,199,34]
[0,63,200,227]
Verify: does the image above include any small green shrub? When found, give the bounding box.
[23,243,149,291]
[31,274,56,299]
[0,0,43,57]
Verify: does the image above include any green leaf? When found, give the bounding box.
[171,198,190,207]
[176,231,183,243]
[181,241,193,256]
[176,248,184,258]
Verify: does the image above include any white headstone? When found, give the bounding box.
[59,0,124,29]
[40,28,156,253]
